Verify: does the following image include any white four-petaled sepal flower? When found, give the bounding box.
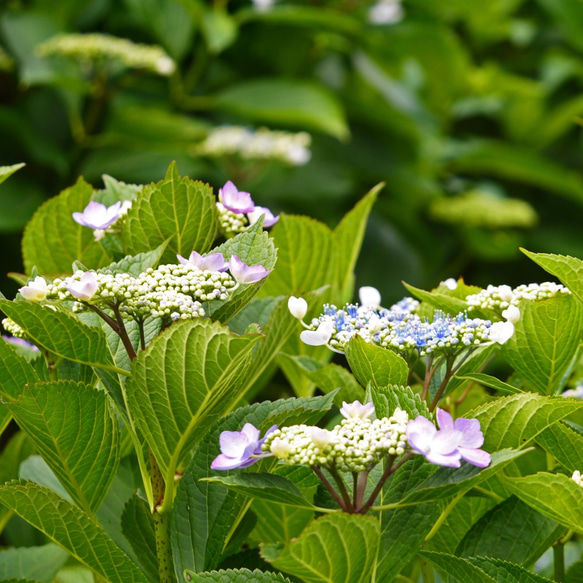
[340,400,375,420]
[502,305,520,324]
[219,181,255,214]
[288,296,308,320]
[359,286,381,309]
[300,319,334,346]
[247,206,279,228]
[177,251,228,272]
[66,272,99,301]
[72,201,124,230]
[229,256,270,284]
[489,321,514,344]
[20,276,48,301]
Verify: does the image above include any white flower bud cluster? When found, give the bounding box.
[263,408,409,473]
[2,317,26,339]
[216,202,248,238]
[47,263,236,321]
[193,125,312,166]
[467,282,570,314]
[37,33,176,76]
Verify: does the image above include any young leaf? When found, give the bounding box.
[372,384,430,420]
[345,335,408,388]
[0,162,25,185]
[501,294,583,394]
[122,162,218,262]
[126,319,262,484]
[261,513,379,583]
[0,481,149,583]
[471,393,583,451]
[101,244,167,276]
[502,472,583,533]
[21,177,110,275]
[403,282,468,315]
[184,569,291,582]
[0,544,68,583]
[458,373,523,395]
[5,380,120,514]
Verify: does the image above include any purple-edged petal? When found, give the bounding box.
[406,416,437,453]
[426,451,461,467]
[454,418,484,449]
[219,181,255,214]
[459,447,491,468]
[229,256,270,284]
[436,408,454,431]
[219,430,252,458]
[247,206,279,228]
[178,251,228,272]
[73,201,123,230]
[66,272,99,301]
[210,453,258,471]
[431,429,463,455]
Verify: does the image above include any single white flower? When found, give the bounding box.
[20,276,48,301]
[441,278,458,291]
[502,305,520,324]
[340,400,375,420]
[359,286,381,309]
[489,321,514,344]
[288,296,308,320]
[300,320,334,346]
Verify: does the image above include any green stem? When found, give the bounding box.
[420,553,435,583]
[554,540,565,583]
[424,490,465,542]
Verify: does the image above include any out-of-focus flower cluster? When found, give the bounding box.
[263,407,409,473]
[194,125,312,166]
[466,282,570,315]
[36,33,176,76]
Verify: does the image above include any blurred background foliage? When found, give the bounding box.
[2,0,583,302]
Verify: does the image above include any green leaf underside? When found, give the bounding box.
[0,481,149,583]
[0,544,68,583]
[184,568,291,582]
[261,513,379,583]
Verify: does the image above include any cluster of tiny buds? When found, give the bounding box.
[2,317,26,339]
[262,404,409,473]
[466,282,570,315]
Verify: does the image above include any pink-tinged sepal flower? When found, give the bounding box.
[229,256,270,284]
[66,271,99,301]
[72,201,124,230]
[211,423,276,470]
[406,409,491,469]
[219,181,255,214]
[248,206,279,228]
[177,251,228,272]
[340,400,375,420]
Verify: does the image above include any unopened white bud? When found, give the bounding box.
[502,305,520,324]
[288,296,308,319]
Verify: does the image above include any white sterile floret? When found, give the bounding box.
[502,305,520,324]
[489,321,514,344]
[300,319,334,346]
[441,278,458,290]
[288,296,308,320]
[572,470,583,487]
[19,276,48,301]
[359,286,382,309]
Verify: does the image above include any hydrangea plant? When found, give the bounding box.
[2,163,583,583]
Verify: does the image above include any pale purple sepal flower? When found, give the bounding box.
[229,256,270,284]
[340,400,375,420]
[219,181,255,214]
[177,251,228,272]
[20,276,47,301]
[72,201,123,230]
[247,206,279,228]
[406,409,491,468]
[211,423,277,470]
[2,336,39,352]
[66,272,99,301]
[300,319,334,346]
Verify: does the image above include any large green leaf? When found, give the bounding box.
[261,513,379,583]
[0,481,149,583]
[503,472,583,533]
[0,544,68,582]
[0,300,124,375]
[170,395,335,576]
[122,162,218,262]
[345,335,408,388]
[456,497,564,566]
[536,421,583,472]
[471,557,556,583]
[471,393,583,451]
[419,552,498,583]
[126,319,261,489]
[215,79,348,140]
[501,294,583,394]
[185,569,291,582]
[5,380,120,514]
[522,250,583,306]
[21,177,110,275]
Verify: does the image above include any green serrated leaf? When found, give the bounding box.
[21,177,110,275]
[0,162,25,185]
[97,175,142,206]
[261,513,379,583]
[420,551,498,583]
[403,282,468,315]
[372,384,430,420]
[458,373,523,395]
[345,335,408,388]
[0,300,124,375]
[502,294,583,394]
[126,319,261,496]
[101,244,167,276]
[122,162,218,262]
[121,495,158,583]
[536,421,583,472]
[471,393,583,451]
[185,568,291,582]
[503,472,583,533]
[203,473,314,509]
[470,556,555,583]
[456,497,565,567]
[0,481,149,582]
[215,79,349,140]
[0,544,68,583]
[5,380,120,514]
